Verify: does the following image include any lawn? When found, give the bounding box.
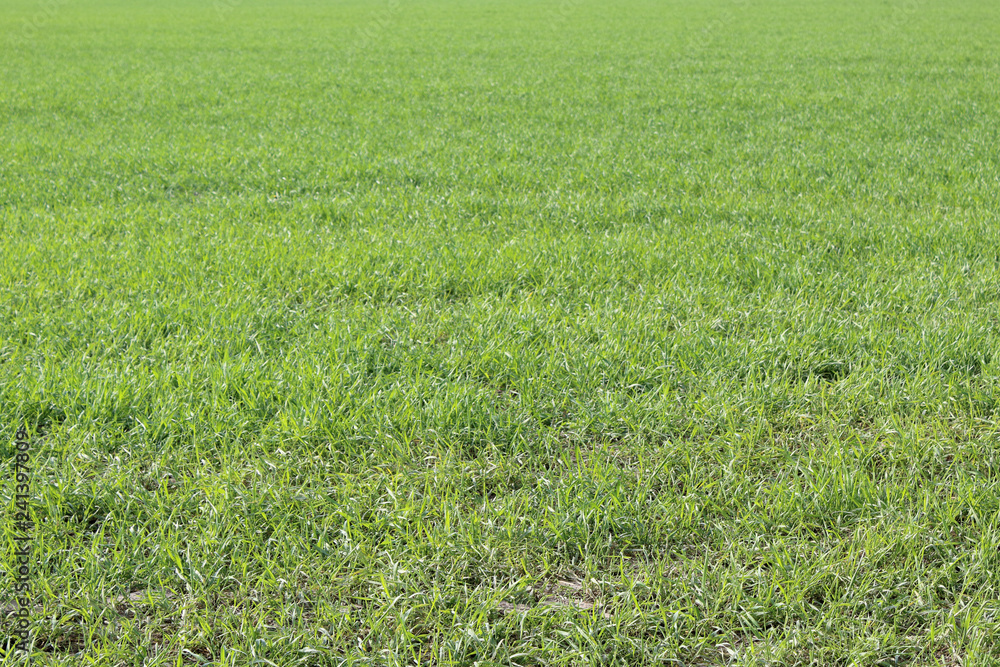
[3,0,1000,664]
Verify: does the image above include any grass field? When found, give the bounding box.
[3,0,1000,664]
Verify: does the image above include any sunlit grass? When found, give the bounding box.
[2,0,1000,664]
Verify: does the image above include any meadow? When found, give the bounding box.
[3,0,1000,664]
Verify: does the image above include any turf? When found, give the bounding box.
[3,0,1000,664]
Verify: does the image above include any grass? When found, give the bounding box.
[2,0,1000,664]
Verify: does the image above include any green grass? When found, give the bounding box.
[3,0,1000,664]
